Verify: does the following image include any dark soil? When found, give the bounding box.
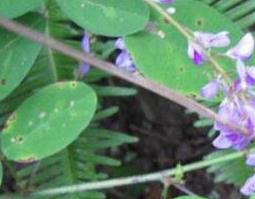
[102,80,244,199]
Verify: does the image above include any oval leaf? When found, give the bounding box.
[0,0,45,19]
[1,81,97,162]
[125,0,243,96]
[56,0,149,36]
[0,13,45,101]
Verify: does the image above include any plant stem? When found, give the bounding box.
[144,0,230,82]
[32,150,244,197]
[0,16,249,136]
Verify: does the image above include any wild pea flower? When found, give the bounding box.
[235,60,255,90]
[188,31,230,65]
[246,154,255,166]
[115,38,136,72]
[226,33,255,61]
[153,0,174,4]
[212,98,253,150]
[241,174,255,196]
[78,33,91,77]
[200,79,220,99]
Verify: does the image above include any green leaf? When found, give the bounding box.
[1,81,97,162]
[0,0,45,18]
[92,85,137,96]
[0,13,45,101]
[56,0,150,36]
[125,0,243,96]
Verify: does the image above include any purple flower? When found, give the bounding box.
[115,38,125,50]
[115,51,136,72]
[246,154,255,166]
[212,133,232,149]
[115,38,136,72]
[226,33,254,61]
[188,31,230,65]
[78,33,91,77]
[194,31,230,48]
[153,0,174,4]
[200,79,219,99]
[213,99,253,150]
[187,42,204,65]
[235,60,255,90]
[241,174,255,196]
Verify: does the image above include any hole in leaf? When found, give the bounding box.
[195,18,204,27]
[11,135,24,144]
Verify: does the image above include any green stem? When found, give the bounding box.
[32,150,245,197]
[144,0,230,83]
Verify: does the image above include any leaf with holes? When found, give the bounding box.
[56,0,149,36]
[0,13,45,101]
[125,0,243,96]
[1,81,97,162]
[0,0,45,18]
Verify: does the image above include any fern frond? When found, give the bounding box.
[16,127,137,199]
[205,150,254,186]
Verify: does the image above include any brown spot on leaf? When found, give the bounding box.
[70,81,77,88]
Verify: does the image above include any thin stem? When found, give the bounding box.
[32,150,245,197]
[144,0,230,82]
[0,16,249,136]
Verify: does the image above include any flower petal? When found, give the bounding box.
[200,80,219,99]
[81,33,90,53]
[194,31,230,48]
[246,154,255,166]
[115,50,136,72]
[241,174,255,196]
[78,63,91,77]
[212,133,232,149]
[226,33,254,61]
[246,67,255,86]
[187,42,203,65]
[153,0,174,3]
[115,38,125,50]
[236,59,247,90]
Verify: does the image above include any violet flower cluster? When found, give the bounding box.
[188,30,255,196]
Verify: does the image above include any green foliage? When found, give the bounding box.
[92,85,137,97]
[0,1,139,198]
[16,127,137,199]
[125,0,242,96]
[0,0,45,18]
[1,82,97,162]
[56,0,150,36]
[0,13,45,101]
[206,150,254,186]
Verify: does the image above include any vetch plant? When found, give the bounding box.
[0,0,255,199]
